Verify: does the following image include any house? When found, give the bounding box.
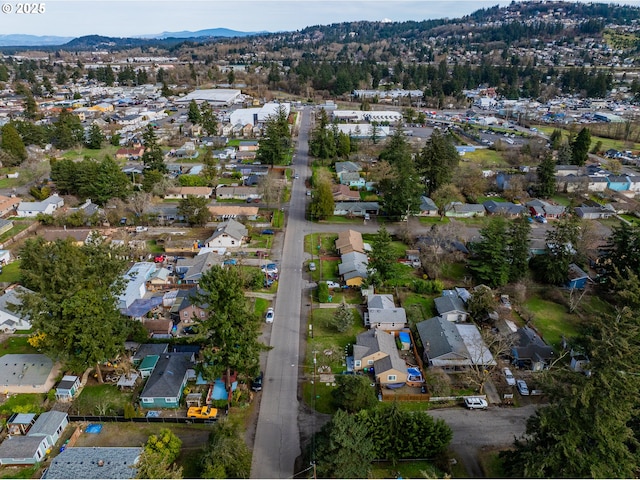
[338,172,366,188]
[353,329,407,386]
[416,316,496,372]
[238,140,259,151]
[334,161,361,178]
[0,354,54,393]
[27,411,68,446]
[138,355,159,378]
[204,218,247,248]
[482,200,525,217]
[335,229,365,255]
[511,326,555,371]
[574,205,613,219]
[16,194,64,217]
[566,263,590,289]
[132,343,169,366]
[176,252,223,284]
[170,287,207,324]
[365,294,406,331]
[526,199,565,219]
[164,187,213,199]
[55,375,81,402]
[0,195,21,217]
[0,250,11,265]
[444,202,485,218]
[554,165,581,176]
[418,196,438,217]
[139,352,194,408]
[115,146,145,160]
[208,205,259,220]
[39,228,96,246]
[43,447,142,479]
[332,184,360,202]
[333,202,380,217]
[143,318,173,338]
[0,286,34,332]
[0,435,49,466]
[117,262,157,311]
[434,294,468,322]
[338,251,369,287]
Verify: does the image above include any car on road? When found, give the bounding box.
[265,307,274,323]
[294,174,299,179]
[324,281,340,289]
[516,379,529,395]
[464,397,488,410]
[308,262,316,272]
[262,229,275,235]
[251,372,263,391]
[503,367,516,386]
[306,190,311,196]
[135,226,148,233]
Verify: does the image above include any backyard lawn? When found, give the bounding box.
[304,233,338,256]
[0,336,37,355]
[73,384,135,416]
[0,261,21,284]
[523,297,582,348]
[460,148,509,168]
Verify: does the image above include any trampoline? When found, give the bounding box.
[85,423,103,434]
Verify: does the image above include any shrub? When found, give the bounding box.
[318,282,330,303]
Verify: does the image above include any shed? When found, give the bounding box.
[566,263,589,290]
[55,375,81,401]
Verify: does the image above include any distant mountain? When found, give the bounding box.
[142,27,267,39]
[0,34,74,46]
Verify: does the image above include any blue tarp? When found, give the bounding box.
[121,297,163,318]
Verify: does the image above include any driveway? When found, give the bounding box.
[430,404,537,477]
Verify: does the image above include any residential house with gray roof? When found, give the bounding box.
[176,251,223,284]
[204,218,247,248]
[365,294,406,331]
[353,329,407,386]
[16,194,64,218]
[483,200,525,217]
[434,295,468,322]
[0,286,33,332]
[43,447,142,479]
[139,352,194,408]
[416,316,496,372]
[27,411,68,446]
[338,251,369,287]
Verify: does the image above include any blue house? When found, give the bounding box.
[607,175,630,191]
[566,263,589,290]
[139,352,194,408]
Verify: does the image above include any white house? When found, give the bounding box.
[204,218,247,248]
[0,286,33,332]
[16,194,64,218]
[117,262,157,311]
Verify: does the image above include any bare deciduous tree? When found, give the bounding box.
[258,170,284,207]
[127,191,153,218]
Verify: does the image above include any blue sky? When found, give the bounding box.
[2,0,638,38]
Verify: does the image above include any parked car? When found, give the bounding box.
[308,262,316,272]
[154,254,166,263]
[261,263,278,274]
[503,367,516,386]
[324,281,341,289]
[500,294,512,309]
[251,372,263,391]
[306,190,311,196]
[223,258,237,266]
[135,226,148,233]
[182,326,197,335]
[187,406,218,419]
[516,379,530,395]
[294,174,299,179]
[262,229,275,235]
[534,215,547,223]
[265,307,274,323]
[464,397,488,410]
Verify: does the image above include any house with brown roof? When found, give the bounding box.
[332,185,360,202]
[335,229,365,255]
[39,228,97,246]
[115,146,145,160]
[0,195,20,217]
[164,187,213,199]
[208,205,259,220]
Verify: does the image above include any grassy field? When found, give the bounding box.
[0,222,33,244]
[0,336,37,355]
[460,148,509,168]
[73,384,135,416]
[311,259,340,285]
[0,464,41,479]
[253,297,270,316]
[304,308,365,413]
[401,294,437,325]
[370,460,443,479]
[62,145,120,161]
[522,297,581,348]
[304,233,338,256]
[440,262,469,284]
[0,261,21,284]
[533,124,640,152]
[271,209,284,228]
[0,393,46,415]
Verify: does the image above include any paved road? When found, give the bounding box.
[251,107,312,479]
[430,404,538,477]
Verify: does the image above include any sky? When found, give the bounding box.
[1,0,639,38]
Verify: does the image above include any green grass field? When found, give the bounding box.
[523,297,581,348]
[0,393,45,415]
[460,148,509,168]
[0,336,37,355]
[304,233,338,256]
[74,384,135,416]
[533,124,640,152]
[62,145,120,161]
[0,261,21,284]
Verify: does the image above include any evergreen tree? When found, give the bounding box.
[52,109,83,149]
[187,100,201,124]
[141,124,166,172]
[536,152,556,198]
[309,180,334,220]
[85,124,105,149]
[314,410,375,479]
[331,301,354,333]
[508,217,531,282]
[199,102,218,136]
[378,126,411,166]
[571,127,591,166]
[469,216,510,287]
[416,129,460,195]
[177,195,211,226]
[200,419,252,479]
[331,375,378,413]
[378,153,422,222]
[256,106,291,166]
[369,225,397,284]
[308,109,335,163]
[193,266,268,409]
[0,123,27,164]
